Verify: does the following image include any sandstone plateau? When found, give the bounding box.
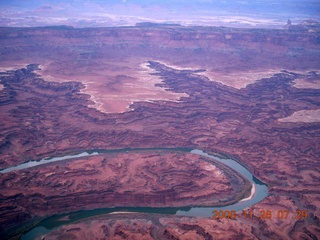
[0,22,319,239]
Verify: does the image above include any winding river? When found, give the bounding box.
[0,148,268,240]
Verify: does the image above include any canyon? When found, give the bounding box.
[0,22,319,239]
[0,150,251,237]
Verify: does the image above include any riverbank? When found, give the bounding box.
[240,183,255,202]
[15,149,268,240]
[0,148,267,240]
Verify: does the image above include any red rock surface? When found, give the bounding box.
[42,213,258,240]
[42,195,320,240]
[0,151,250,237]
[0,25,319,239]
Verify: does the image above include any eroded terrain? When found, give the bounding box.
[0,22,319,239]
[42,213,258,240]
[0,151,251,237]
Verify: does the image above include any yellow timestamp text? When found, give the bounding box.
[212,209,308,220]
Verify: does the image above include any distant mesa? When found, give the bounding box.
[301,19,320,27]
[286,19,320,32]
[136,22,181,27]
[286,19,292,27]
[38,25,74,29]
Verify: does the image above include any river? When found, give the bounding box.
[0,148,268,239]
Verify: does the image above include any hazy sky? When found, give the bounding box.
[0,0,319,27]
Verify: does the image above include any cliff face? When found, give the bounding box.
[0,25,318,46]
[0,26,319,70]
[0,25,319,239]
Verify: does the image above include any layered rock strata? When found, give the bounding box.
[0,25,319,239]
[0,151,251,237]
[42,213,258,240]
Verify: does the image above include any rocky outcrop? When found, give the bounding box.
[0,151,251,238]
[40,213,261,240]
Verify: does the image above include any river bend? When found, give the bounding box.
[0,148,268,239]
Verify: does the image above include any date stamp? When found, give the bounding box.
[212,209,308,220]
